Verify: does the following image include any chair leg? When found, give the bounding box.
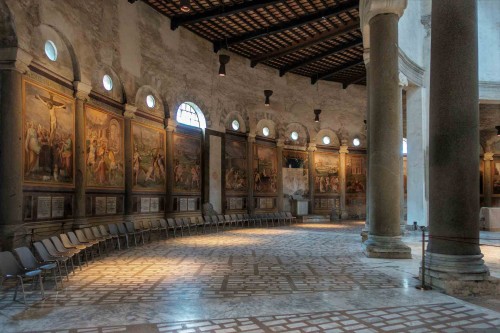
[19,277,26,305]
[39,274,45,299]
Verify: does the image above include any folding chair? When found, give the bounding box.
[14,246,62,289]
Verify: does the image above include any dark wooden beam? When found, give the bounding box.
[279,38,362,76]
[249,19,359,66]
[342,72,366,89]
[311,59,364,84]
[213,1,358,52]
[171,0,282,30]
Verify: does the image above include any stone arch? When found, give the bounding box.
[29,24,81,82]
[0,1,17,48]
[173,93,211,129]
[315,128,341,147]
[134,85,167,119]
[224,111,247,133]
[91,64,126,103]
[283,122,310,147]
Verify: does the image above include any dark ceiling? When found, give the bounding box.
[138,0,365,87]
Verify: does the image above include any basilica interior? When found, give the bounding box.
[0,0,499,332]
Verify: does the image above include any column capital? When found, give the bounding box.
[484,152,494,161]
[339,145,349,154]
[0,47,33,73]
[166,118,177,132]
[360,0,408,49]
[398,72,408,88]
[247,133,256,143]
[73,81,92,101]
[276,138,285,147]
[307,143,317,152]
[123,104,137,119]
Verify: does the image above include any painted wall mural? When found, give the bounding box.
[494,161,500,195]
[23,79,75,186]
[254,145,278,194]
[314,152,339,194]
[173,133,202,193]
[283,150,309,196]
[85,106,125,188]
[225,139,247,192]
[132,122,166,191]
[346,155,366,194]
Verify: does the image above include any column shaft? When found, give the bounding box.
[165,124,174,214]
[307,144,316,214]
[124,118,133,216]
[339,145,348,219]
[247,135,255,214]
[276,141,284,211]
[0,69,23,249]
[483,153,493,207]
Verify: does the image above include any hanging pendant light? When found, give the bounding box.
[218,54,230,77]
[180,0,191,13]
[264,90,273,106]
[314,109,322,122]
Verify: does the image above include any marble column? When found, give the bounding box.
[483,152,494,207]
[425,0,489,290]
[247,134,255,214]
[307,143,316,214]
[361,0,411,258]
[339,143,349,220]
[0,48,32,250]
[361,50,370,240]
[398,73,408,234]
[123,104,137,221]
[165,119,176,214]
[73,81,92,228]
[276,139,284,211]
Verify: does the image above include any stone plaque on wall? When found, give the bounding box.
[95,197,106,215]
[51,197,65,218]
[37,196,51,219]
[141,197,151,213]
[106,197,117,214]
[179,198,188,211]
[150,198,159,212]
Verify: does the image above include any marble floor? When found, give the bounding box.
[0,221,499,333]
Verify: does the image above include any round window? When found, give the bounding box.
[44,40,58,61]
[231,120,240,131]
[353,138,361,147]
[290,131,299,141]
[322,136,331,145]
[262,127,270,137]
[146,95,155,108]
[102,75,113,91]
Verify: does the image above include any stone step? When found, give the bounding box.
[300,215,331,223]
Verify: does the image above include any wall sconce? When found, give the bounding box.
[496,126,500,136]
[314,109,322,122]
[264,90,273,106]
[180,0,191,12]
[218,54,230,77]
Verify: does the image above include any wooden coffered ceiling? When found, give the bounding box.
[138,0,365,87]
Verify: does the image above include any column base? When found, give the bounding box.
[363,234,412,259]
[360,230,369,243]
[422,252,496,295]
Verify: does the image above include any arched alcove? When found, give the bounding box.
[255,119,278,139]
[315,128,340,148]
[135,85,167,119]
[283,122,309,147]
[224,111,247,133]
[91,65,125,103]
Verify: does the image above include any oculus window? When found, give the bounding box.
[146,95,156,108]
[262,127,270,137]
[103,75,113,91]
[322,136,331,145]
[176,102,206,129]
[231,120,240,131]
[44,40,57,61]
[353,138,361,147]
[290,131,299,141]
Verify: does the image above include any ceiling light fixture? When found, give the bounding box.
[314,109,322,122]
[264,90,273,106]
[218,54,230,77]
[180,0,191,13]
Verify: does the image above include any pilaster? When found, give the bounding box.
[483,152,494,207]
[247,134,256,214]
[339,143,349,220]
[399,72,408,234]
[276,139,285,211]
[123,104,137,221]
[307,143,317,214]
[165,119,176,214]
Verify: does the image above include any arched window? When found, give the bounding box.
[176,102,206,129]
[402,138,408,155]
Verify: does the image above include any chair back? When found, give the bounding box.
[151,219,160,229]
[60,234,76,248]
[0,251,23,276]
[117,223,128,235]
[125,221,136,233]
[14,247,38,270]
[108,223,119,235]
[41,239,60,256]
[133,220,143,231]
[159,219,168,228]
[67,231,81,245]
[167,218,176,228]
[91,227,102,238]
[83,228,96,241]
[50,236,68,253]
[75,229,89,243]
[99,225,110,236]
[33,242,52,262]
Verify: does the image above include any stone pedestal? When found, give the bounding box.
[426,0,490,290]
[361,0,411,258]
